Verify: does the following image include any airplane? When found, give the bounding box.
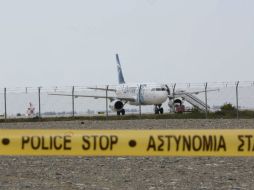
[49,54,213,115]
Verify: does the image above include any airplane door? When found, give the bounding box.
[137,85,145,104]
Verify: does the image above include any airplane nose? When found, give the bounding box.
[163,92,168,100]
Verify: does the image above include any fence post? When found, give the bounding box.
[38,87,41,118]
[4,88,7,119]
[72,86,75,117]
[173,83,176,112]
[205,82,208,119]
[236,81,240,119]
[138,85,142,117]
[106,85,109,119]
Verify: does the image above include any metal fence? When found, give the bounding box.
[1,81,254,119]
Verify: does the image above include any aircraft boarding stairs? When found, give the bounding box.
[168,91,209,112]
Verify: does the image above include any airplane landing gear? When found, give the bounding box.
[117,109,125,116]
[154,105,163,114]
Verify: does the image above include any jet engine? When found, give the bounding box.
[168,97,185,113]
[173,98,185,113]
[173,98,182,106]
[109,100,124,112]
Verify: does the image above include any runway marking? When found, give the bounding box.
[0,129,254,156]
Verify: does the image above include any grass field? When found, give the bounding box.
[1,109,254,123]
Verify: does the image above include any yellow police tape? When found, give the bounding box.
[0,129,254,156]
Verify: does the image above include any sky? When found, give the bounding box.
[0,0,253,87]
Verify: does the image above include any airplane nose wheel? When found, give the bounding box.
[154,105,163,114]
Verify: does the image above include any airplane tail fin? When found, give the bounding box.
[116,54,125,84]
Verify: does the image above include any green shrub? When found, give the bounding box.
[220,103,236,112]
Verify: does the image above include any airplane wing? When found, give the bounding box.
[48,93,135,102]
[86,87,116,92]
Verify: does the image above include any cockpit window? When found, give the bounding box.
[152,88,167,91]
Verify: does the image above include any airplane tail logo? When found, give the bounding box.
[116,54,125,84]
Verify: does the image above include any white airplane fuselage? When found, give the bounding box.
[115,84,168,106]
